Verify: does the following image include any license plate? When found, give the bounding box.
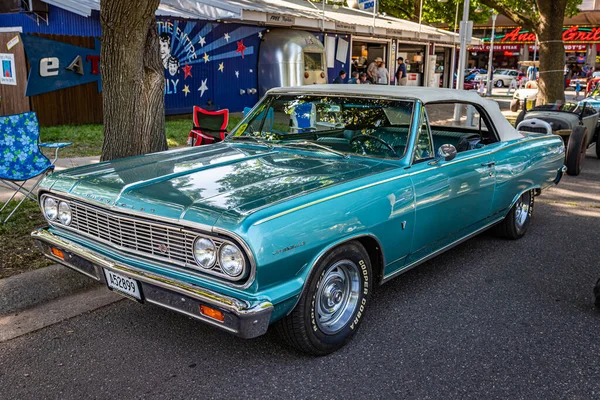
[103,269,141,300]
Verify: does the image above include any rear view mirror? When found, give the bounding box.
[438,144,457,161]
[429,144,457,165]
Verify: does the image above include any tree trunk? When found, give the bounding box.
[100,0,166,161]
[535,0,567,105]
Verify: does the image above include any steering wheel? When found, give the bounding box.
[349,135,398,157]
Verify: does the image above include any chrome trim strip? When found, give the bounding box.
[32,228,271,315]
[254,135,561,226]
[381,216,504,283]
[39,192,256,289]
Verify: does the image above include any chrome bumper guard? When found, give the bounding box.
[32,228,273,339]
[555,165,567,185]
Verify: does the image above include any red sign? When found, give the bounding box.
[528,44,588,52]
[501,26,600,43]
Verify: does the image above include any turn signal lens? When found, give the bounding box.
[50,247,65,260]
[200,305,224,322]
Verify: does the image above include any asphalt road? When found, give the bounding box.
[1,151,599,400]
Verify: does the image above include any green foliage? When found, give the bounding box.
[379,0,491,29]
[39,115,243,158]
[0,200,52,278]
[378,0,582,29]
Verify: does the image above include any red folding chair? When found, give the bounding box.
[188,106,229,146]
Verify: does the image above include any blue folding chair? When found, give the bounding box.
[0,112,72,223]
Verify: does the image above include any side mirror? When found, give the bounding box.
[429,144,457,165]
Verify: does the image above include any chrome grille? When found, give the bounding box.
[69,202,224,270]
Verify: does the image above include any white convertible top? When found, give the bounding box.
[267,85,522,141]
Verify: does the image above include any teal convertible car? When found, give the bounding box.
[33,86,566,355]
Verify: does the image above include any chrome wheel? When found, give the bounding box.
[515,192,531,229]
[315,260,361,334]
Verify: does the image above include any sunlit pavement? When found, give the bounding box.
[0,150,598,398]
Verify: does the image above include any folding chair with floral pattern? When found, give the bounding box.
[0,112,72,223]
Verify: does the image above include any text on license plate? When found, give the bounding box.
[103,269,141,300]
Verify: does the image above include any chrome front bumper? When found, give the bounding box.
[555,165,567,184]
[32,228,273,339]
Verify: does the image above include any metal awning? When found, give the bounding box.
[42,0,476,44]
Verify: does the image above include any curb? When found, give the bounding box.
[0,264,100,315]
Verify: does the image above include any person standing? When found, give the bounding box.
[359,72,371,84]
[376,62,389,84]
[367,57,382,83]
[333,70,347,84]
[395,57,408,86]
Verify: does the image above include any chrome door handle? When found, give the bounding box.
[481,162,496,167]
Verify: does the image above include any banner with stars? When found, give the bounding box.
[157,19,265,115]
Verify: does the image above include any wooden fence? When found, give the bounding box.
[29,34,103,126]
[0,32,30,116]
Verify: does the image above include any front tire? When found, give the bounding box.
[494,190,534,239]
[276,242,372,356]
[566,126,587,176]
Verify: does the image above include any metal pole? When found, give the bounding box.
[322,0,325,31]
[454,1,459,34]
[486,12,497,96]
[454,0,470,122]
[418,0,424,38]
[455,0,470,91]
[373,0,376,31]
[449,1,460,90]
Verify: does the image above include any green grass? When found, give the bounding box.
[0,200,53,279]
[39,114,244,158]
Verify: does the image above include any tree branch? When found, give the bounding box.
[477,0,535,31]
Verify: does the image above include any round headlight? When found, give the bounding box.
[58,201,72,225]
[219,244,245,277]
[193,238,216,269]
[43,197,58,220]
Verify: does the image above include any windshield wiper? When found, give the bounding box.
[229,135,274,149]
[281,141,349,159]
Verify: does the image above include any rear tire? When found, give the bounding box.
[494,190,534,240]
[566,126,587,176]
[496,80,504,88]
[276,242,372,356]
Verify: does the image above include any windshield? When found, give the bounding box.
[229,95,415,160]
[530,102,579,113]
[494,69,509,75]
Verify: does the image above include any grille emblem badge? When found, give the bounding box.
[158,244,168,253]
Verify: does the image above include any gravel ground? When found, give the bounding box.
[0,151,598,400]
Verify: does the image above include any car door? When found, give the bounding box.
[407,103,496,262]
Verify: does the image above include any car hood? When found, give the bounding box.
[46,143,395,227]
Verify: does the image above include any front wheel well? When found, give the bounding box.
[354,236,385,285]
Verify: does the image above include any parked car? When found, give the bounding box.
[475,69,520,87]
[515,102,600,175]
[33,85,567,355]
